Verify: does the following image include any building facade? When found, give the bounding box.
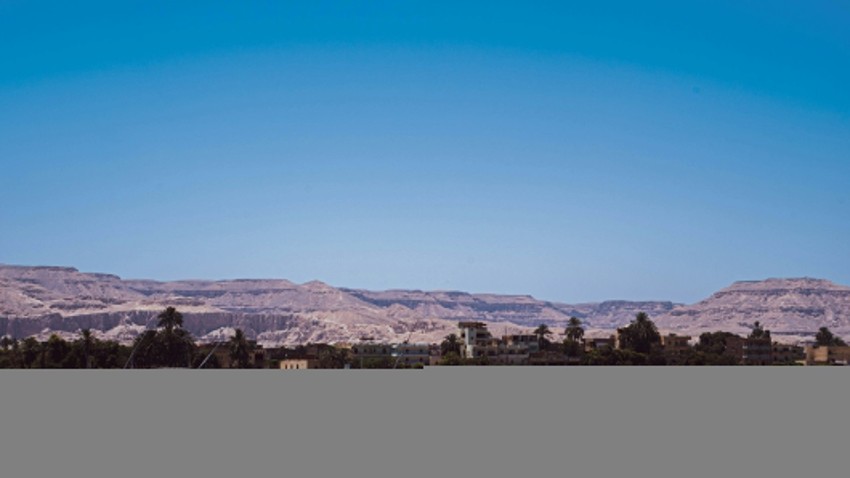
[742,337,773,365]
[392,343,431,366]
[660,334,692,356]
[771,344,804,365]
[457,322,540,365]
[280,359,321,370]
[804,345,850,365]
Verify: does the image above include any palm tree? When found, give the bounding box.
[620,312,661,355]
[534,324,553,350]
[749,321,766,339]
[229,329,253,368]
[127,330,159,368]
[565,317,585,343]
[21,338,41,368]
[562,317,585,357]
[157,307,184,332]
[440,333,461,356]
[45,334,69,368]
[815,327,834,346]
[154,307,195,367]
[815,327,847,347]
[80,329,95,369]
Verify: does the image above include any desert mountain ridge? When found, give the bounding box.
[1,264,847,346]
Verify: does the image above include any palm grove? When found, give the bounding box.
[0,307,258,369]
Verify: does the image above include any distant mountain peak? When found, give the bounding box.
[1,264,847,345]
[657,277,850,342]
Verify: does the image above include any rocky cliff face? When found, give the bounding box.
[0,265,534,346]
[2,265,847,345]
[655,278,850,342]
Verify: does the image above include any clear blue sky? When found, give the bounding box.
[1,1,848,303]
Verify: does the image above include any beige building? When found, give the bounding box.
[279,358,321,370]
[804,345,850,365]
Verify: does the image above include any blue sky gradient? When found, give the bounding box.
[1,1,848,303]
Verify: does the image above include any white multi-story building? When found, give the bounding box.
[457,322,539,365]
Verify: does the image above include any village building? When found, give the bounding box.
[457,322,540,365]
[771,343,805,364]
[280,358,321,370]
[582,336,616,353]
[804,345,850,365]
[742,336,773,365]
[660,334,692,356]
[392,343,431,367]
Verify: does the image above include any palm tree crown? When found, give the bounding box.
[157,306,184,331]
[565,317,584,343]
[441,333,461,356]
[619,312,661,354]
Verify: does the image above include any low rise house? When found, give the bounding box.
[350,341,393,367]
[583,336,616,353]
[660,334,692,356]
[392,343,431,367]
[804,345,850,365]
[280,358,321,370]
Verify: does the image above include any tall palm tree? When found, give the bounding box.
[620,312,660,355]
[21,338,41,369]
[155,307,195,367]
[157,307,184,332]
[45,334,68,367]
[534,324,553,350]
[229,329,253,368]
[80,329,95,369]
[565,317,585,343]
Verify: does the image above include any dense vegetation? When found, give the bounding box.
[2,308,844,368]
[1,307,263,369]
